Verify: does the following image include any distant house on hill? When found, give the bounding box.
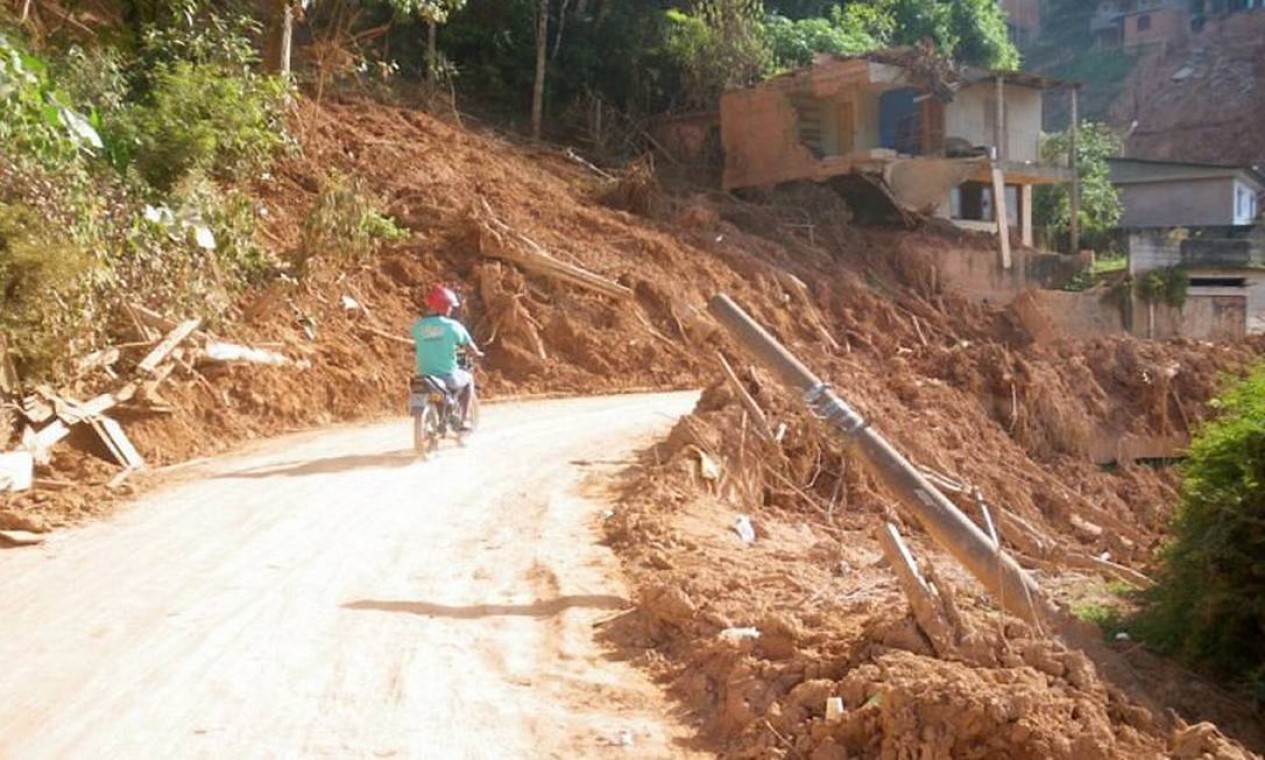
[1091,0,1189,50]
[719,51,1075,248]
[1000,0,1042,43]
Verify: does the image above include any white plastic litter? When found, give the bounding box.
[734,515,756,544]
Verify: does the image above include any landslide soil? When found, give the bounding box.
[4,89,1264,756]
[1112,10,1265,165]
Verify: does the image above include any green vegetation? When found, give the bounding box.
[1136,365,1265,696]
[0,203,91,377]
[1136,266,1188,309]
[1091,254,1127,275]
[300,172,408,273]
[0,5,292,378]
[110,61,288,191]
[1016,0,1136,128]
[440,0,1018,122]
[1035,122,1123,252]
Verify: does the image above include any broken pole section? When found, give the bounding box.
[707,293,1055,628]
[876,522,958,657]
[716,352,774,441]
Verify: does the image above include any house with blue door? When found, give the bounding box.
[719,50,1074,248]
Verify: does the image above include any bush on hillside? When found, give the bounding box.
[0,202,92,377]
[109,61,289,191]
[299,172,407,272]
[1137,364,1265,694]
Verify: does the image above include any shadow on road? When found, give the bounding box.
[343,595,629,619]
[214,450,418,479]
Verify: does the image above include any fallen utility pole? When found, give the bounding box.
[707,293,1056,627]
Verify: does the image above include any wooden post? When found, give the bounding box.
[1069,86,1081,256]
[992,167,1013,270]
[994,76,1006,162]
[716,352,774,441]
[1021,184,1034,247]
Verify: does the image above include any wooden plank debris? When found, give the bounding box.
[356,324,415,347]
[107,467,136,490]
[21,394,54,425]
[88,416,145,470]
[0,451,34,492]
[716,352,773,441]
[76,346,121,376]
[0,530,45,547]
[138,319,202,374]
[22,421,70,466]
[876,522,960,657]
[201,341,289,367]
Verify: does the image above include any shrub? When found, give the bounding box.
[299,172,407,271]
[1135,266,1188,309]
[0,34,103,171]
[1137,365,1265,694]
[0,202,92,377]
[108,60,289,192]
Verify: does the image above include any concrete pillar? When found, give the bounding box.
[1021,184,1034,247]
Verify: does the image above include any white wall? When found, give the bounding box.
[943,83,1042,163]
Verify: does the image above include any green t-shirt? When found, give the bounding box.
[411,315,472,376]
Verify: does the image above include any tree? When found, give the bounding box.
[1034,122,1122,252]
[532,0,547,138]
[663,0,771,110]
[262,0,467,76]
[763,8,882,70]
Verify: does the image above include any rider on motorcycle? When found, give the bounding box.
[412,285,484,430]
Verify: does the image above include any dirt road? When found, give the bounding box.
[0,393,704,759]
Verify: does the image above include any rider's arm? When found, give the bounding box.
[456,322,485,358]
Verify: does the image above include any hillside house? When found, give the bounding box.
[1111,159,1265,338]
[1109,158,1264,227]
[1001,0,1042,43]
[1091,0,1189,49]
[719,52,1074,247]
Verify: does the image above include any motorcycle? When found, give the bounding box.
[408,355,478,458]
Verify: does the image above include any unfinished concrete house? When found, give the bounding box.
[719,51,1074,249]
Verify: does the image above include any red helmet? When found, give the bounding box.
[425,285,459,314]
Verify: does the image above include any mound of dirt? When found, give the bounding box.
[603,381,1265,757]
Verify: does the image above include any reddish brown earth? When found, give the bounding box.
[4,91,1263,757]
[1112,10,1265,165]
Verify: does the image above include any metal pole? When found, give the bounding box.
[708,294,1055,627]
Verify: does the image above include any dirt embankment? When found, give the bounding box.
[1112,9,1265,165]
[603,379,1264,758]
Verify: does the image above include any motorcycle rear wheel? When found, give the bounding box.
[413,405,439,458]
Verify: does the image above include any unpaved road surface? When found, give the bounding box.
[0,393,705,759]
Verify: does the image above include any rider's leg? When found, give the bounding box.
[450,369,474,427]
